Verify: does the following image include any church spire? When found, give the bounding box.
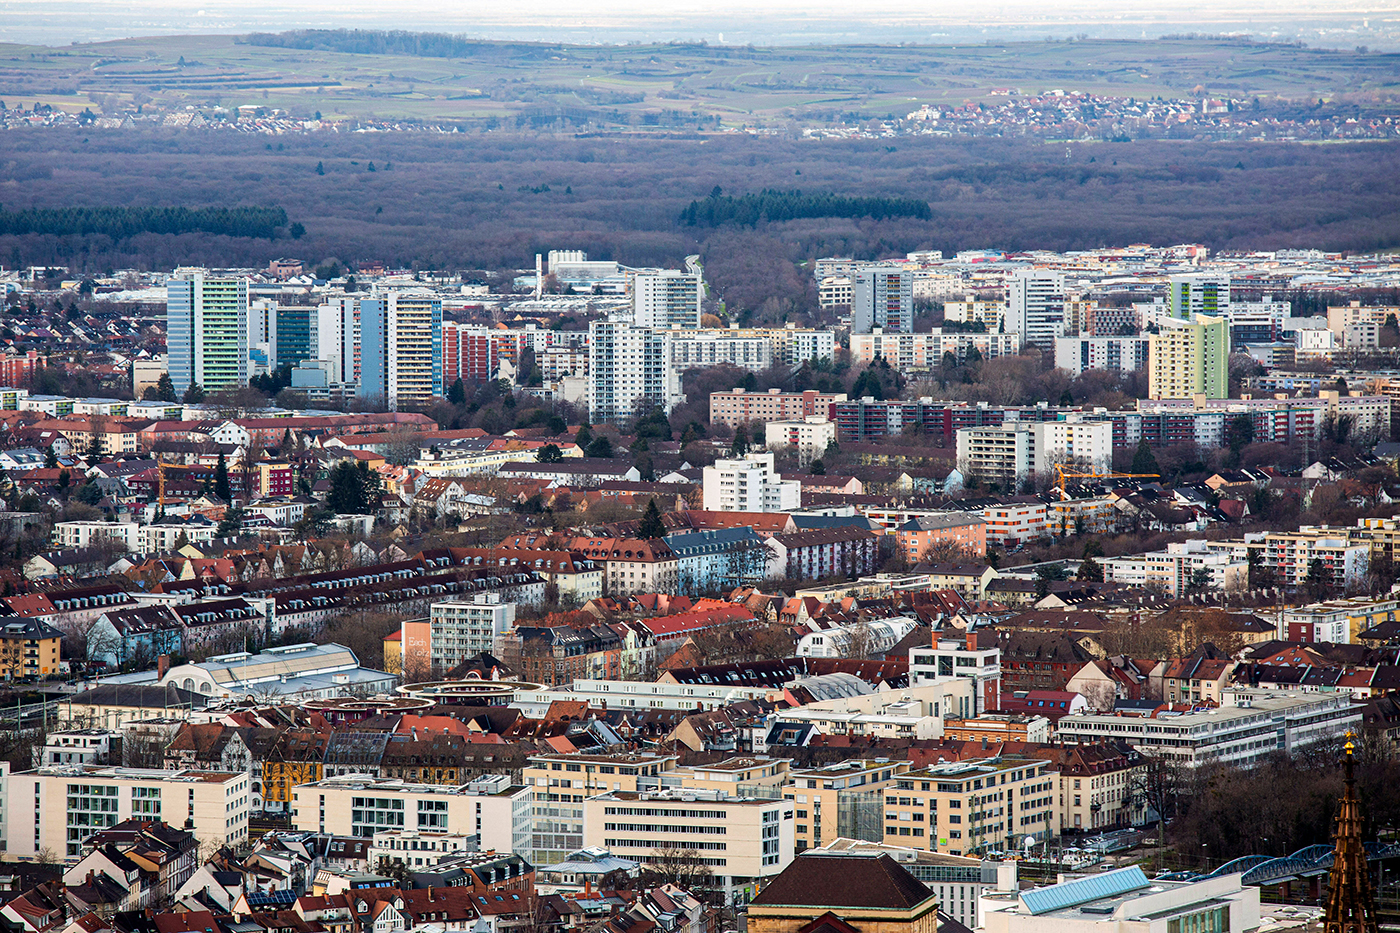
[1323,735,1379,933]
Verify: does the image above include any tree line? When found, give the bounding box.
[0,206,290,240]
[679,188,932,227]
[244,29,537,59]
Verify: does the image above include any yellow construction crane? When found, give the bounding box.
[1053,466,1160,500]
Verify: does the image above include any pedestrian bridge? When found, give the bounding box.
[1156,841,1400,888]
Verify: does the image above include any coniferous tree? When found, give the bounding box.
[1131,439,1161,477]
[214,452,232,501]
[638,499,666,539]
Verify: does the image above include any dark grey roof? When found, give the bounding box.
[71,683,209,709]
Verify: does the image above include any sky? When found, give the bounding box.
[1,0,1395,48]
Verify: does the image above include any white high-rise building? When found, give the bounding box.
[166,273,250,394]
[633,270,702,329]
[248,299,278,374]
[1167,274,1231,319]
[316,297,361,386]
[702,451,801,512]
[588,320,682,424]
[1031,419,1113,477]
[1007,268,1066,349]
[429,594,515,672]
[358,292,442,411]
[1053,336,1150,375]
[852,266,914,334]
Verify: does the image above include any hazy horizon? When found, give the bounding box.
[2,0,1396,50]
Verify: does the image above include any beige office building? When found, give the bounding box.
[2,764,251,861]
[882,758,1055,857]
[289,773,530,856]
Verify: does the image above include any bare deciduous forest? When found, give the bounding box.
[3,130,1400,321]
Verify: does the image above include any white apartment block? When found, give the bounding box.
[633,270,702,330]
[730,325,835,365]
[702,452,801,512]
[1167,273,1231,318]
[513,681,771,717]
[429,595,516,672]
[588,320,682,424]
[1055,688,1361,769]
[849,330,1023,371]
[818,276,853,308]
[669,331,774,372]
[358,292,442,411]
[909,634,1002,715]
[764,417,836,463]
[1030,419,1113,477]
[956,424,1033,489]
[584,789,794,899]
[943,300,1006,332]
[1102,540,1248,597]
[852,266,914,334]
[1007,268,1066,349]
[1053,336,1150,375]
[290,774,531,856]
[2,764,251,860]
[368,830,478,870]
[773,679,975,741]
[1221,529,1370,593]
[316,297,361,386]
[911,272,967,303]
[166,274,250,394]
[52,521,140,552]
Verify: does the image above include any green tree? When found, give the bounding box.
[730,424,750,456]
[217,506,245,537]
[43,446,58,469]
[584,436,613,459]
[1078,554,1104,582]
[1186,566,1213,593]
[214,451,232,501]
[574,423,594,450]
[1225,414,1255,466]
[447,377,467,406]
[808,458,825,475]
[1304,557,1331,600]
[315,161,325,175]
[57,469,70,491]
[638,499,666,539]
[151,372,177,402]
[537,444,563,463]
[86,431,105,468]
[182,382,206,404]
[72,480,103,506]
[325,460,382,514]
[1131,439,1160,477]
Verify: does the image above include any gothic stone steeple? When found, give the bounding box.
[1323,736,1379,933]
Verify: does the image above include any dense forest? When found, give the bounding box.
[0,206,290,240]
[3,130,1400,322]
[679,190,932,227]
[243,29,551,59]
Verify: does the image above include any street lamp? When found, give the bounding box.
[1201,843,1208,872]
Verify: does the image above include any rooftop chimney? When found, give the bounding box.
[158,654,170,679]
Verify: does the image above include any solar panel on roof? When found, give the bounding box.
[1020,866,1150,916]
